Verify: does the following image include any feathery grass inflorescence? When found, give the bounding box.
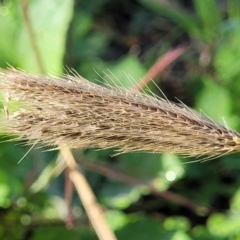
[0,68,240,159]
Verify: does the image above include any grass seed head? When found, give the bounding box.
[0,68,240,159]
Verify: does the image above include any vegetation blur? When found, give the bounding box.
[1,0,240,239]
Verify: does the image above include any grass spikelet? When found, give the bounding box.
[0,68,240,159]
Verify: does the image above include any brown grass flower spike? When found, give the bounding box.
[0,68,240,159]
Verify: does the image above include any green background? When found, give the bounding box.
[1,0,240,239]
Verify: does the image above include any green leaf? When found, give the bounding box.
[193,0,222,42]
[74,32,109,61]
[207,213,240,238]
[0,2,20,67]
[32,226,81,240]
[196,77,232,125]
[0,170,10,199]
[117,153,162,180]
[159,154,185,189]
[231,188,240,213]
[139,0,199,36]
[18,0,74,74]
[74,12,93,37]
[100,180,145,209]
[115,214,166,240]
[118,153,184,190]
[171,231,192,240]
[104,55,146,89]
[228,0,240,18]
[193,0,222,29]
[105,210,130,231]
[215,23,240,82]
[164,216,190,232]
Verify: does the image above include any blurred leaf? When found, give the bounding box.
[0,1,21,67]
[116,214,192,240]
[196,77,232,125]
[74,12,93,38]
[231,188,240,213]
[116,214,167,240]
[117,153,162,180]
[207,213,240,238]
[104,54,146,89]
[171,231,192,240]
[228,0,240,18]
[0,206,26,240]
[18,0,74,74]
[221,154,240,171]
[0,170,10,199]
[105,210,130,230]
[164,216,190,232]
[100,180,145,209]
[1,1,240,239]
[139,0,199,37]
[117,153,184,190]
[74,32,109,62]
[215,22,240,82]
[99,153,185,209]
[191,225,217,240]
[193,0,222,41]
[32,226,80,240]
[159,154,185,189]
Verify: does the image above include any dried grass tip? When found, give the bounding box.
[0,68,240,159]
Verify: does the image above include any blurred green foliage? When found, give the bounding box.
[1,0,240,239]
